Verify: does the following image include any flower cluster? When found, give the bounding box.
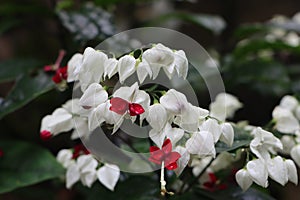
[40,43,300,194]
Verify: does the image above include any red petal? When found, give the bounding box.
[165,162,178,170]
[40,130,52,141]
[149,146,160,153]
[129,103,145,116]
[164,152,181,166]
[109,97,129,115]
[52,73,62,83]
[203,182,215,191]
[149,149,164,163]
[149,156,162,165]
[162,139,172,154]
[0,148,3,157]
[43,65,54,72]
[217,184,227,190]
[58,66,68,79]
[208,173,217,183]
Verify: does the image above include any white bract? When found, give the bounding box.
[272,106,299,134]
[209,92,242,121]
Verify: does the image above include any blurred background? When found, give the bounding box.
[1,0,300,199]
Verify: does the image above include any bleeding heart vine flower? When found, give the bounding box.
[149,138,181,170]
[109,97,145,116]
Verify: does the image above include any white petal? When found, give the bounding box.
[136,60,152,83]
[272,106,299,134]
[201,118,222,143]
[104,58,118,79]
[71,117,89,139]
[66,163,80,189]
[149,128,167,148]
[67,53,83,82]
[77,155,98,173]
[79,83,108,108]
[220,123,234,146]
[279,95,298,111]
[118,55,136,83]
[285,159,298,185]
[160,89,189,115]
[78,47,108,91]
[80,170,97,188]
[142,43,174,79]
[174,50,188,79]
[88,103,107,131]
[291,145,300,167]
[174,146,190,176]
[97,164,120,191]
[209,93,242,121]
[113,82,139,102]
[41,108,73,135]
[185,131,216,158]
[235,169,253,191]
[146,104,168,131]
[166,127,184,146]
[57,149,74,168]
[267,156,288,186]
[246,159,268,188]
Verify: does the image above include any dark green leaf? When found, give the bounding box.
[0,59,43,83]
[234,24,270,39]
[0,140,64,194]
[194,186,275,200]
[0,71,54,119]
[78,175,159,200]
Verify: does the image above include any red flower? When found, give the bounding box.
[203,173,228,192]
[149,139,181,170]
[109,97,145,116]
[40,130,52,141]
[52,66,68,84]
[72,144,90,159]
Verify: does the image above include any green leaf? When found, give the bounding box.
[0,71,54,119]
[194,186,275,200]
[0,140,64,194]
[0,59,43,83]
[78,175,159,200]
[234,24,270,39]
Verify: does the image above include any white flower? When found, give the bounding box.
[235,169,253,191]
[97,164,120,191]
[57,149,74,168]
[136,59,152,83]
[285,159,298,185]
[67,53,83,82]
[246,159,268,188]
[280,135,296,155]
[174,50,188,79]
[250,127,282,160]
[104,58,118,79]
[118,55,136,83]
[146,103,168,131]
[185,131,216,158]
[209,93,242,121]
[160,89,189,115]
[279,95,299,111]
[174,146,190,176]
[142,43,175,79]
[66,154,98,189]
[40,108,73,136]
[272,106,299,134]
[267,156,288,186]
[291,144,300,167]
[78,47,108,91]
[200,118,222,143]
[79,83,108,109]
[219,123,234,146]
